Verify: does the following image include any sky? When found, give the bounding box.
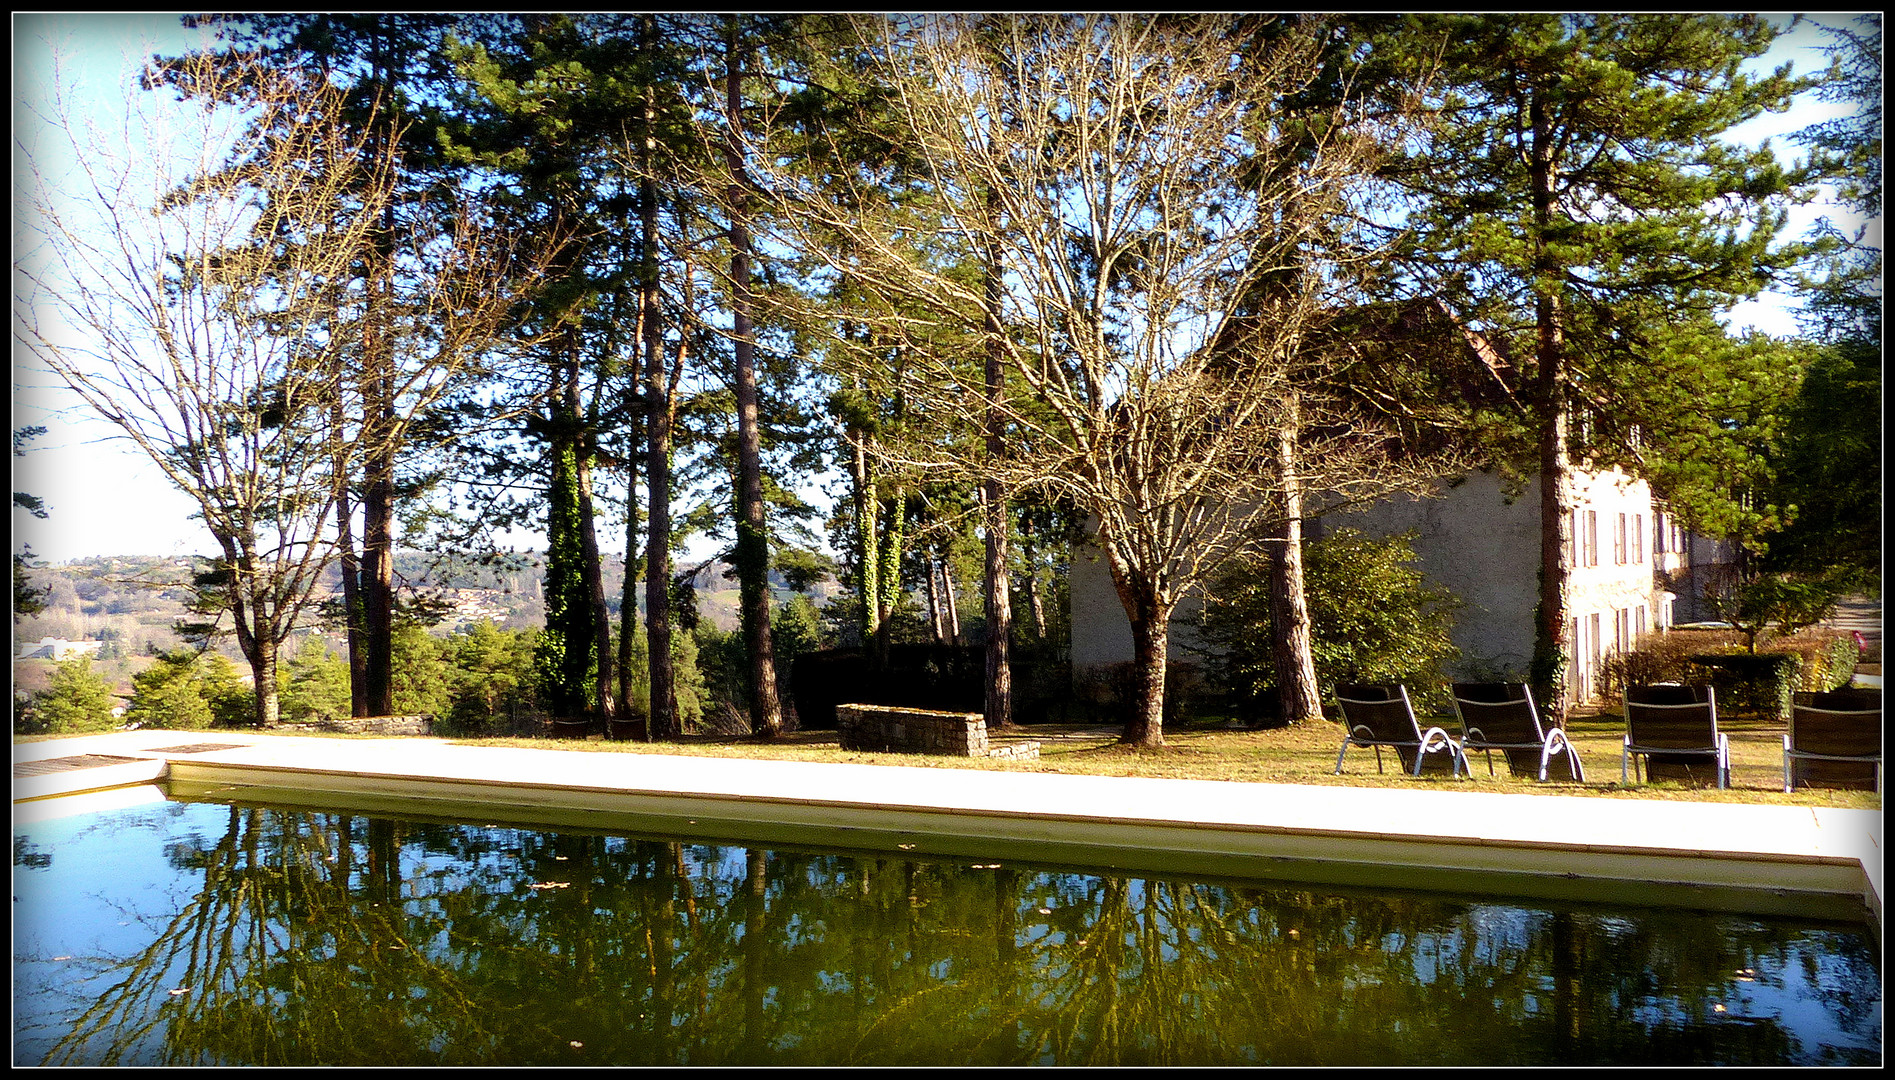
[9,12,1877,567]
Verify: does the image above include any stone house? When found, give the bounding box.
[1069,301,1739,707]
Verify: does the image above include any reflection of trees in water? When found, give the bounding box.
[34,805,1879,1066]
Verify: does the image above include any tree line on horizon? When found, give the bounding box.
[13,13,1880,745]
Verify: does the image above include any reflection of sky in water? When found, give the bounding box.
[12,798,1882,1067]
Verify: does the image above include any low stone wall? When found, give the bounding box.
[314,714,432,736]
[837,703,1039,761]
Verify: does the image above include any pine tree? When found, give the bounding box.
[1383,14,1817,717]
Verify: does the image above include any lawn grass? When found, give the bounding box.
[20,704,1876,810]
[430,704,1880,811]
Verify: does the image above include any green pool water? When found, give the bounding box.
[11,789,1882,1066]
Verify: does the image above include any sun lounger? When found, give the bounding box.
[1622,683,1729,789]
[1784,688,1882,793]
[1334,683,1467,777]
[1451,682,1584,781]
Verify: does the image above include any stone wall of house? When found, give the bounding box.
[836,704,1039,760]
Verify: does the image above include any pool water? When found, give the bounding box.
[12,792,1882,1066]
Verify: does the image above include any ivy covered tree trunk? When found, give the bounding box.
[871,493,905,655]
[577,454,615,725]
[539,434,594,723]
[848,434,881,646]
[1527,87,1572,725]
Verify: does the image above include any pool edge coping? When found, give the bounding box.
[13,732,1882,936]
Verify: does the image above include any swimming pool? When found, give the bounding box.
[13,787,1882,1066]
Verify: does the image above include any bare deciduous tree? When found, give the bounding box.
[15,52,536,725]
[733,14,1454,745]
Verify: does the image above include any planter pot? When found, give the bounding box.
[549,717,592,740]
[608,718,647,742]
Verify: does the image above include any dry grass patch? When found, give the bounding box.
[427,708,1877,810]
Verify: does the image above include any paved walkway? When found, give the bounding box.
[1828,595,1882,659]
[14,730,1881,933]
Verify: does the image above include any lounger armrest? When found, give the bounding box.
[1413,725,1466,778]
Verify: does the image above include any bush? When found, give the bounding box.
[1603,626,1856,722]
[20,658,117,735]
[1196,529,1460,719]
[1688,652,1804,721]
[1071,660,1204,728]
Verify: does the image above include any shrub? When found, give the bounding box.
[278,637,350,724]
[1196,529,1460,720]
[1072,660,1204,728]
[438,623,540,737]
[21,658,117,734]
[1605,626,1859,721]
[1765,628,1859,693]
[1688,651,1803,721]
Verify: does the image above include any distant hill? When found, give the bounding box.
[13,550,840,663]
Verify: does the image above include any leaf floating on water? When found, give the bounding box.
[1713,1003,1727,1013]
[971,863,1002,870]
[51,955,72,961]
[897,843,916,850]
[1037,909,1052,916]
[569,1041,584,1049]
[528,881,571,890]
[168,987,192,996]
[554,855,568,861]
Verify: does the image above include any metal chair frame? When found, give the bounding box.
[1334,686,1468,778]
[1783,702,1882,794]
[1621,685,1729,790]
[1451,685,1584,782]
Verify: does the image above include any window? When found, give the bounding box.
[1614,513,1628,565]
[1589,612,1603,691]
[1633,514,1645,563]
[1585,510,1599,568]
[1570,617,1585,702]
[1654,513,1667,554]
[1568,508,1580,567]
[1636,605,1647,638]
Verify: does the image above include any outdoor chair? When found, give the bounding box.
[1783,688,1882,793]
[1451,682,1585,782]
[1622,683,1729,789]
[1334,684,1468,778]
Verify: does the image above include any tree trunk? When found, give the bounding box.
[331,438,367,718]
[983,494,1013,730]
[925,553,944,642]
[850,434,880,645]
[725,19,782,737]
[639,55,674,740]
[941,557,961,646]
[1021,520,1048,640]
[249,636,280,729]
[1124,602,1171,747]
[1028,571,1047,640]
[981,219,1012,730]
[1528,86,1571,725]
[1270,392,1323,725]
[874,495,905,630]
[576,452,615,724]
[361,440,395,717]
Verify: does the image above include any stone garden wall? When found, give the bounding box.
[836,704,1039,761]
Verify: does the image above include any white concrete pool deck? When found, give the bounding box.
[12,730,1882,932]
